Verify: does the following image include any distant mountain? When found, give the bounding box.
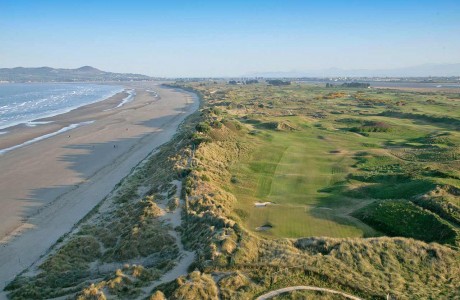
[247,63,460,78]
[75,66,103,72]
[0,66,152,82]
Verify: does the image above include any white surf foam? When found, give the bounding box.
[25,121,54,127]
[104,89,137,111]
[115,89,136,108]
[0,83,123,130]
[146,89,159,97]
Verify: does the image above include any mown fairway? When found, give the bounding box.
[231,125,377,238]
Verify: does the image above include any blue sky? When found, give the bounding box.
[1,0,459,77]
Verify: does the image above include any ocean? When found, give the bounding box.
[0,83,124,130]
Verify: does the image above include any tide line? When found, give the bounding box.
[115,89,136,108]
[0,121,95,155]
[104,89,136,112]
[25,121,54,127]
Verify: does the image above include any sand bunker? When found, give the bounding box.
[254,202,272,207]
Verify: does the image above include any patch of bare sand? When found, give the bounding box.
[137,180,196,299]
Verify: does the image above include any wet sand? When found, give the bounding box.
[0,82,198,290]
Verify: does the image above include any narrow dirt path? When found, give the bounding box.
[256,286,363,300]
[137,180,195,299]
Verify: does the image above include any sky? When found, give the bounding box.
[1,0,460,77]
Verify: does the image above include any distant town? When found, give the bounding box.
[1,66,459,84]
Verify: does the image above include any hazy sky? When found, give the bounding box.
[1,0,460,77]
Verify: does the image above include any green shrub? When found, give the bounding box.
[192,133,212,145]
[353,200,458,244]
[230,175,239,184]
[210,120,223,128]
[41,236,101,273]
[196,122,211,133]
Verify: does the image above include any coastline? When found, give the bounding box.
[0,83,199,291]
[0,83,125,131]
[0,90,128,153]
[0,121,95,155]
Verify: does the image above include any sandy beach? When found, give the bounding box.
[0,82,198,291]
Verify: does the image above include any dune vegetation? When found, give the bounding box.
[5,82,460,299]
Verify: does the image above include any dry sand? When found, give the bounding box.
[0,82,198,291]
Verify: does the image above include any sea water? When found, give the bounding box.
[0,83,124,130]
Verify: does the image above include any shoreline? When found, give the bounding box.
[0,83,125,131]
[0,83,199,291]
[0,120,95,155]
[0,90,128,153]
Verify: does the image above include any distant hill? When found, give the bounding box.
[248,63,460,78]
[0,66,152,82]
